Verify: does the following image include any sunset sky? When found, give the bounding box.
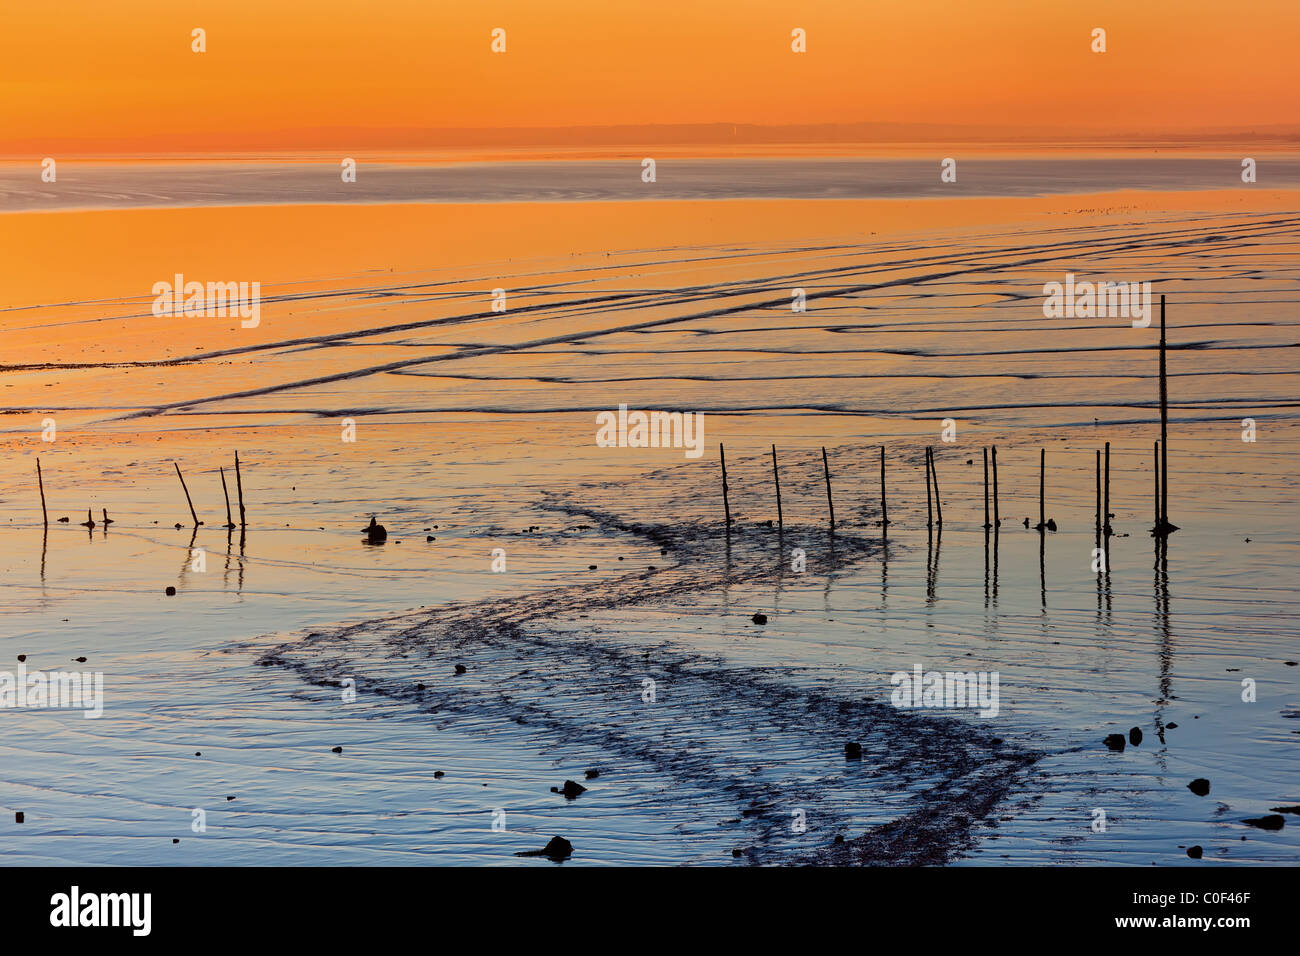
[2,0,1298,153]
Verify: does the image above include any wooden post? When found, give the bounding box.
[234,451,247,528]
[1103,441,1111,537]
[929,447,943,527]
[220,466,235,529]
[879,446,890,526]
[924,447,933,528]
[36,458,48,527]
[1036,447,1045,530]
[982,447,990,529]
[821,447,835,531]
[175,462,200,527]
[1157,294,1176,534]
[770,444,782,531]
[991,445,1000,527]
[1153,440,1160,531]
[1095,449,1102,546]
[720,443,732,528]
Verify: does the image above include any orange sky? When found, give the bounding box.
[2,0,1297,153]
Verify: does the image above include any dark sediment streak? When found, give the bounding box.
[237,493,1041,865]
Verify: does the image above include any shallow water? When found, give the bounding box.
[1,167,1297,864]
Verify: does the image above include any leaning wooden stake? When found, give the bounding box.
[770,444,783,531]
[234,451,247,528]
[821,447,835,531]
[929,447,943,527]
[220,466,235,529]
[879,446,890,526]
[36,458,48,527]
[720,443,732,529]
[175,462,200,527]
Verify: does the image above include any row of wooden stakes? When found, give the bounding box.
[35,452,249,530]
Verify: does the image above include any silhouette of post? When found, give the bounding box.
[1095,449,1102,547]
[924,447,933,528]
[1153,440,1160,530]
[1156,295,1177,535]
[1103,441,1111,538]
[982,447,990,529]
[175,462,200,528]
[1036,448,1045,531]
[720,443,732,529]
[929,447,942,527]
[770,445,782,531]
[991,445,1000,527]
[879,446,889,526]
[220,466,235,529]
[36,458,48,527]
[234,451,247,528]
[821,447,835,531]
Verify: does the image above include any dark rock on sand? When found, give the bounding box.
[1243,815,1285,831]
[551,779,587,799]
[752,613,768,625]
[1188,778,1211,796]
[1186,845,1203,859]
[845,741,862,759]
[515,836,573,860]
[1104,734,1126,752]
[165,586,177,596]
[1129,727,1143,746]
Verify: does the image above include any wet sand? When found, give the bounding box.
[1,166,1298,864]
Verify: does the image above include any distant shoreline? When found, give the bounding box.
[4,155,1300,215]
